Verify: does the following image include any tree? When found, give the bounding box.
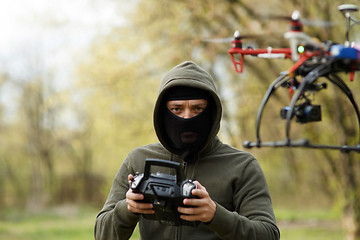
[84,0,360,238]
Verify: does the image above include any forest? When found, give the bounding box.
[1,0,360,239]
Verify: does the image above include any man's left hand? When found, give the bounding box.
[177,181,216,223]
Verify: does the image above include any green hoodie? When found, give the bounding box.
[94,61,280,240]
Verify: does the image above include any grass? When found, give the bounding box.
[0,205,345,240]
[0,205,97,240]
[280,227,345,240]
[0,205,140,240]
[275,206,345,240]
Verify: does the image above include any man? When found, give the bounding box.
[94,61,280,240]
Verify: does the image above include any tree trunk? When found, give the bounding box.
[342,154,360,240]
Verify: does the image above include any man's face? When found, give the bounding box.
[166,98,208,144]
[166,99,208,119]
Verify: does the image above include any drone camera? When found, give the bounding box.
[280,102,322,123]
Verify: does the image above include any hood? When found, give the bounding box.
[153,61,222,156]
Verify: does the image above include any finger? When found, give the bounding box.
[183,197,203,206]
[128,174,134,187]
[128,174,134,183]
[190,188,210,200]
[178,207,207,222]
[126,189,144,201]
[180,215,197,222]
[126,194,154,214]
[191,181,207,196]
[193,180,204,189]
[178,206,200,215]
[180,213,202,222]
[127,199,154,210]
[127,201,154,214]
[178,205,215,223]
[191,189,203,198]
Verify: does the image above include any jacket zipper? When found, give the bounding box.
[182,161,187,176]
[179,162,187,240]
[176,225,182,240]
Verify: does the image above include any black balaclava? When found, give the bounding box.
[162,86,213,163]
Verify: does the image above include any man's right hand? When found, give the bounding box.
[126,174,155,214]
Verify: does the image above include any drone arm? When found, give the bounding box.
[229,48,292,73]
[288,52,318,73]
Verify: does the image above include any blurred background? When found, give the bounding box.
[0,0,360,239]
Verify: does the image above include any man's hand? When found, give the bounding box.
[126,174,154,214]
[177,181,216,223]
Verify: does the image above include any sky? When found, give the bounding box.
[0,0,126,81]
[0,0,125,50]
[0,0,129,123]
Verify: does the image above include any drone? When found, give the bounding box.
[223,4,360,153]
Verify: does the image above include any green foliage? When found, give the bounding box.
[1,0,360,238]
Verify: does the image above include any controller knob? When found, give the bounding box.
[182,180,197,197]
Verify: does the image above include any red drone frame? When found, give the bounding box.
[228,10,329,74]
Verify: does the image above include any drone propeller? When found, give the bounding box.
[202,30,259,43]
[201,37,234,43]
[262,10,300,21]
[301,18,335,27]
[263,10,335,27]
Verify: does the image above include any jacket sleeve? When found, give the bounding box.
[94,158,140,240]
[206,159,280,240]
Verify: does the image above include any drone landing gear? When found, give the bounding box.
[243,139,360,153]
[244,58,360,153]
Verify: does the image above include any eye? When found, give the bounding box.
[171,107,181,112]
[195,106,206,112]
[192,104,207,114]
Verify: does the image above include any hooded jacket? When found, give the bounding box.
[94,61,280,240]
